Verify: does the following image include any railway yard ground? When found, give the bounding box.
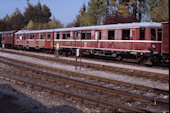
[0,48,169,113]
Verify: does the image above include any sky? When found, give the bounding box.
[0,0,90,25]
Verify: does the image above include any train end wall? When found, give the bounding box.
[161,23,169,55]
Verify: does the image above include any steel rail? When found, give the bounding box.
[0,73,145,113]
[0,55,168,94]
[0,56,168,104]
[0,49,169,79]
[0,66,155,104]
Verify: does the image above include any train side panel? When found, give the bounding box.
[161,23,169,55]
[0,32,2,47]
[1,30,17,48]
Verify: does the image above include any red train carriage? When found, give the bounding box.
[1,30,17,48]
[15,30,54,51]
[161,22,169,63]
[0,32,2,47]
[15,22,163,64]
[53,22,162,64]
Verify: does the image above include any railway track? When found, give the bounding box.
[0,56,169,112]
[0,49,169,83]
[0,76,143,113]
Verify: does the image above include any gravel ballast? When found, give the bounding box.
[1,48,168,75]
[0,51,169,91]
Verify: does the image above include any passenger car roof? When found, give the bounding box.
[15,22,162,34]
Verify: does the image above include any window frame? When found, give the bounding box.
[86,31,91,40]
[158,29,162,41]
[56,32,60,39]
[122,29,130,40]
[47,33,51,40]
[151,28,156,40]
[140,28,145,40]
[40,33,45,40]
[108,30,115,40]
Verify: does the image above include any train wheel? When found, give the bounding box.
[66,51,72,57]
[117,55,122,61]
[59,51,62,55]
[136,56,142,64]
[144,57,154,66]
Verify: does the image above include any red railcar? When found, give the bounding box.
[14,22,167,64]
[14,30,54,50]
[161,22,169,54]
[161,22,169,63]
[52,23,162,58]
[1,30,17,48]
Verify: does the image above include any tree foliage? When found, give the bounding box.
[67,0,168,27]
[24,2,51,24]
[9,8,25,30]
[66,3,88,27]
[0,0,169,31]
[25,17,64,30]
[148,0,169,22]
[0,2,63,31]
[0,15,11,31]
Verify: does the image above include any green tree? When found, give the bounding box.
[26,20,35,29]
[42,5,51,23]
[86,0,106,25]
[8,8,25,30]
[0,15,12,31]
[24,3,35,24]
[66,3,88,27]
[24,2,51,24]
[48,17,64,29]
[148,0,169,22]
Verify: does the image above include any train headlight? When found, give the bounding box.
[152,44,156,48]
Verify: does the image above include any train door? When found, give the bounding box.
[21,34,25,47]
[72,32,78,48]
[95,31,101,49]
[35,33,39,49]
[45,32,53,49]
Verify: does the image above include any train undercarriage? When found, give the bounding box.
[1,44,169,66]
[58,47,168,66]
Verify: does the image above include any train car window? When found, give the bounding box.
[36,34,39,39]
[158,29,162,41]
[48,34,51,40]
[63,33,66,39]
[23,34,26,40]
[122,29,130,40]
[140,28,145,40]
[30,34,32,39]
[40,33,45,39]
[87,31,91,40]
[32,34,35,39]
[108,30,115,40]
[67,32,70,39]
[30,34,35,39]
[99,32,101,40]
[56,33,60,39]
[81,31,85,40]
[151,29,156,40]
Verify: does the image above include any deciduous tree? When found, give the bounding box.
[148,0,169,22]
